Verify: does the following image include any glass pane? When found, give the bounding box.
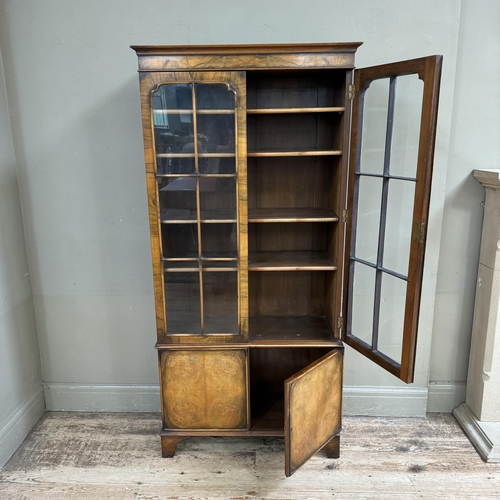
[157,157,195,175]
[201,223,237,259]
[153,84,195,174]
[390,75,423,179]
[358,78,390,175]
[195,84,234,110]
[200,177,236,221]
[154,113,194,155]
[383,179,415,277]
[164,261,198,271]
[161,224,198,259]
[353,176,382,264]
[203,272,238,334]
[159,177,197,222]
[377,273,406,363]
[199,155,236,175]
[202,261,238,270]
[197,113,235,155]
[153,84,193,111]
[165,272,201,335]
[349,262,376,347]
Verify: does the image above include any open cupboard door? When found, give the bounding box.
[344,56,442,383]
[284,349,343,476]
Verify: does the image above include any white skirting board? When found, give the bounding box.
[453,403,500,463]
[44,383,429,417]
[0,385,45,469]
[427,382,466,413]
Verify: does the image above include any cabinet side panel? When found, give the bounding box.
[161,349,247,429]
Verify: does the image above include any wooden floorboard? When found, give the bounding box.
[0,412,499,499]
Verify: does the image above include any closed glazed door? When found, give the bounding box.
[139,71,248,342]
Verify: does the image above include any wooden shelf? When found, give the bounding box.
[247,150,342,157]
[156,153,235,158]
[248,207,338,223]
[249,316,334,342]
[153,109,234,114]
[247,107,344,114]
[249,251,336,271]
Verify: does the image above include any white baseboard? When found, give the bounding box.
[453,403,500,462]
[43,383,161,412]
[427,382,466,413]
[343,385,428,417]
[0,385,45,469]
[44,382,428,417]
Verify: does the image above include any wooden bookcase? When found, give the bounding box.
[132,43,442,476]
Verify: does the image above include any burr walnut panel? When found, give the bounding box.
[285,348,343,476]
[161,349,247,430]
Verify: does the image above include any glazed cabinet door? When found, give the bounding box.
[284,348,343,476]
[139,71,248,343]
[344,56,442,382]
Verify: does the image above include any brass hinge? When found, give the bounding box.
[342,209,348,224]
[348,84,355,100]
[412,221,426,243]
[337,317,344,329]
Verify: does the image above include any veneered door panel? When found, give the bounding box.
[284,348,343,476]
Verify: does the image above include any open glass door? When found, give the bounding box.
[284,349,343,476]
[344,56,442,383]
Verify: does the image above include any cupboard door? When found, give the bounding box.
[161,349,248,430]
[284,348,343,476]
[344,56,442,382]
[139,71,248,342]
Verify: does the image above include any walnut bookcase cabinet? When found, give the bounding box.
[132,43,442,476]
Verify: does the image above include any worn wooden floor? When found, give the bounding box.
[0,412,499,499]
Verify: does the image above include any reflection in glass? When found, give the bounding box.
[197,112,236,174]
[200,177,236,221]
[165,272,201,334]
[153,112,194,155]
[157,157,195,175]
[203,272,238,334]
[156,81,240,337]
[349,261,376,347]
[153,84,195,172]
[199,156,236,175]
[159,177,197,221]
[153,84,193,111]
[359,78,390,175]
[390,75,423,179]
[195,84,234,110]
[201,223,238,259]
[383,180,415,276]
[161,224,198,259]
[354,176,382,264]
[378,273,406,363]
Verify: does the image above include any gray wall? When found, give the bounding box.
[0,48,44,468]
[0,0,494,416]
[428,0,500,411]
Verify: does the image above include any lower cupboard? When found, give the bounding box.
[158,346,343,476]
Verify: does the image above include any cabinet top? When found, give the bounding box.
[131,42,363,55]
[131,42,363,71]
